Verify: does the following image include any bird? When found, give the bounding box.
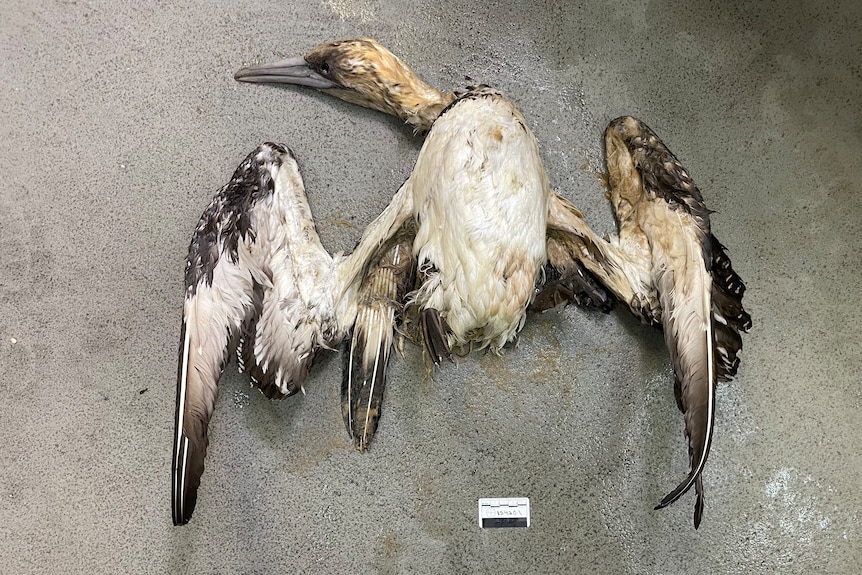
[171,142,412,524]
[235,41,750,528]
[235,38,611,451]
[555,116,751,528]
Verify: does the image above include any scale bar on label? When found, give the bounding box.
[478,497,530,528]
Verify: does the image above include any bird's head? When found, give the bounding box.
[234,38,453,132]
[603,116,648,211]
[605,116,670,158]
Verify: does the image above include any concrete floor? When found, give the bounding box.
[2,1,860,573]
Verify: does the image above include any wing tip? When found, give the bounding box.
[655,470,698,510]
[693,495,704,529]
[172,488,198,526]
[172,494,196,526]
[171,421,211,527]
[171,432,200,526]
[654,469,706,529]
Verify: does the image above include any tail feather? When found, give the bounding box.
[342,222,416,450]
[343,312,393,450]
[420,307,453,366]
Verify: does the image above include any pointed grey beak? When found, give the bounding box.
[234,56,339,89]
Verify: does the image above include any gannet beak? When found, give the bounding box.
[234,57,340,89]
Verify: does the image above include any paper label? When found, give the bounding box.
[478,497,530,528]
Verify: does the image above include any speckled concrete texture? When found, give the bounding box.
[1,1,860,573]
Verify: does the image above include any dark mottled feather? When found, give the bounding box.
[630,120,711,225]
[710,236,752,382]
[184,145,284,295]
[533,231,615,313]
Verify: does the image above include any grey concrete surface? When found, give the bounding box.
[1,0,860,573]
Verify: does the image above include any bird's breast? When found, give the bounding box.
[406,94,549,348]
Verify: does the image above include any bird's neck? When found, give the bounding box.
[326,76,455,132]
[390,83,456,132]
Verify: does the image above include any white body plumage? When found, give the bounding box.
[407,89,549,351]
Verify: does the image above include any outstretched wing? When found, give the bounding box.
[172,144,287,525]
[611,116,719,529]
[602,115,750,528]
[342,221,416,450]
